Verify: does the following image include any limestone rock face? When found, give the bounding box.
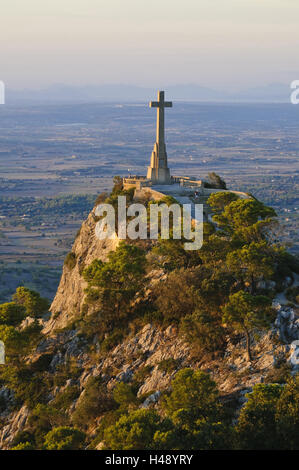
[1,304,299,448]
[0,405,29,449]
[44,209,120,334]
[100,323,191,395]
[274,303,299,343]
[2,199,299,448]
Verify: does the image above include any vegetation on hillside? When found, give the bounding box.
[0,178,298,450]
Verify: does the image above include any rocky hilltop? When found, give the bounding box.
[0,185,299,450]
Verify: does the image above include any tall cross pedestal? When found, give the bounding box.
[147,90,172,184]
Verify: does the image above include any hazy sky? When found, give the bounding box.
[1,0,298,90]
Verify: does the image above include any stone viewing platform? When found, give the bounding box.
[123,175,203,191]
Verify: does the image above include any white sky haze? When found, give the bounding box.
[1,0,298,90]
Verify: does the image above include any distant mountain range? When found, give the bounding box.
[5,82,292,105]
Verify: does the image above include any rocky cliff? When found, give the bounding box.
[45,209,120,333]
[1,300,298,449]
[1,194,299,450]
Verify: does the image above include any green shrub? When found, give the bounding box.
[208,191,239,213]
[142,309,163,325]
[157,358,180,374]
[13,287,49,318]
[11,442,35,450]
[53,360,82,387]
[93,192,108,207]
[81,243,147,334]
[11,430,35,448]
[154,269,200,323]
[26,404,67,448]
[0,302,26,326]
[72,377,116,429]
[113,383,138,408]
[264,362,292,384]
[207,172,227,189]
[15,373,52,409]
[83,243,146,290]
[180,311,226,354]
[0,325,25,355]
[275,375,299,449]
[103,409,162,450]
[21,320,43,350]
[43,426,86,450]
[236,383,283,449]
[152,239,201,271]
[101,330,124,353]
[133,365,153,385]
[162,368,221,428]
[51,385,80,411]
[89,410,122,448]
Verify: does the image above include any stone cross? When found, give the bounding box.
[147,90,172,183]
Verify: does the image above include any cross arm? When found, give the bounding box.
[149,101,173,108]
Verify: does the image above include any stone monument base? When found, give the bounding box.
[146,166,171,184]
